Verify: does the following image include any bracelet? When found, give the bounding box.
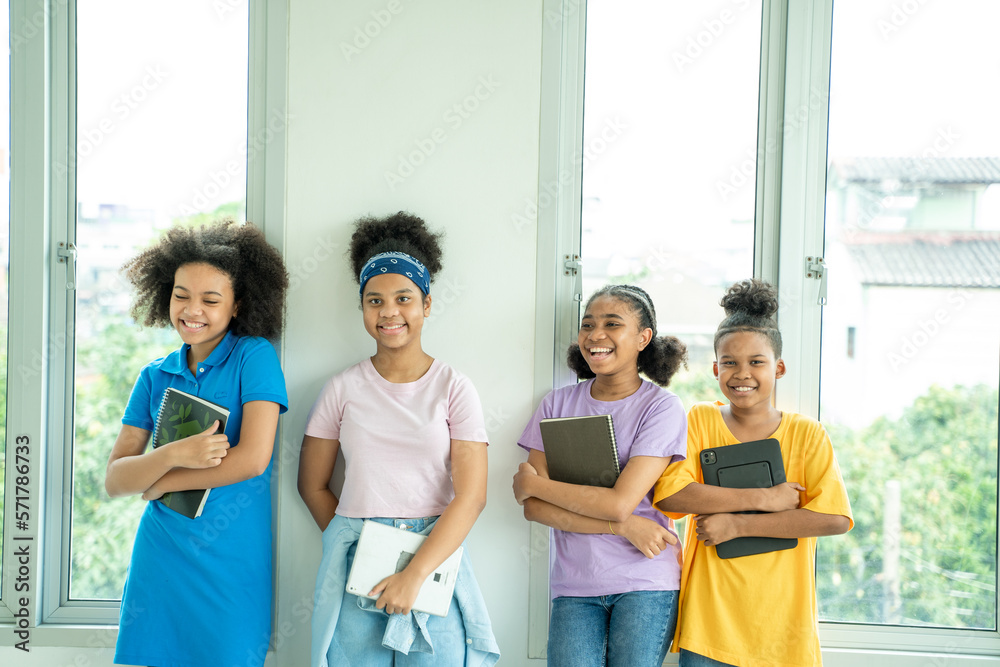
[608,520,617,536]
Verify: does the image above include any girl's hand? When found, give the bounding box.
[695,513,743,546]
[758,482,805,512]
[167,421,230,469]
[142,483,164,501]
[370,569,425,615]
[615,514,678,559]
[512,461,539,505]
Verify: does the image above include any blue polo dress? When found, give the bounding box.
[114,331,287,667]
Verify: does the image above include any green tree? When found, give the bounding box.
[668,367,725,407]
[817,384,998,629]
[71,319,175,599]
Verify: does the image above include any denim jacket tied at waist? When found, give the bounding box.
[311,514,500,667]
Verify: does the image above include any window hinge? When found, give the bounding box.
[58,241,78,290]
[805,255,827,306]
[564,254,582,302]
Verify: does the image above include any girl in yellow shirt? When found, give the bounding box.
[655,279,853,667]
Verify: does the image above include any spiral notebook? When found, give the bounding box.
[151,387,229,519]
[539,414,620,487]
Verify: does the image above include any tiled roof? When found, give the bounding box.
[843,232,1000,288]
[830,157,1000,185]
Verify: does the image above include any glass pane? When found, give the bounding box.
[71,1,249,600]
[582,0,762,403]
[0,0,10,592]
[817,0,999,630]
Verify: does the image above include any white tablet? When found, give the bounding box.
[345,520,464,617]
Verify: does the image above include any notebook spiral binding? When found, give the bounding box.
[606,416,621,475]
[151,389,173,447]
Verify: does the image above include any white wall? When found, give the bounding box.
[0,2,546,665]
[276,1,544,665]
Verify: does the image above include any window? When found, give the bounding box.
[0,0,9,597]
[580,0,763,403]
[816,0,999,634]
[1,0,287,635]
[539,0,1000,661]
[68,0,250,603]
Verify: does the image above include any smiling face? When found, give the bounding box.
[361,272,431,352]
[170,262,238,363]
[714,330,786,413]
[578,295,653,380]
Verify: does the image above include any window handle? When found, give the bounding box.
[58,241,77,290]
[564,254,582,302]
[805,256,827,306]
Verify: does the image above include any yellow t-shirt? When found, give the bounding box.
[653,402,854,667]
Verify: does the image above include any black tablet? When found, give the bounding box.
[699,438,798,559]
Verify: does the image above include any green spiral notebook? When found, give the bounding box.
[151,387,230,519]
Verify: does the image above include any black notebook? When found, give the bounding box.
[151,387,230,519]
[539,414,620,488]
[699,438,798,559]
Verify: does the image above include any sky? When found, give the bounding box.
[74,0,250,217]
[579,0,1000,279]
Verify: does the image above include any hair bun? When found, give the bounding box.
[719,278,779,320]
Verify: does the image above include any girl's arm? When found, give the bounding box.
[694,507,851,545]
[105,422,231,498]
[522,496,676,559]
[369,439,487,615]
[141,400,280,498]
[516,449,676,558]
[513,448,670,523]
[297,435,341,531]
[655,479,804,516]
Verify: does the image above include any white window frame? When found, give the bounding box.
[533,0,1000,663]
[1,0,289,650]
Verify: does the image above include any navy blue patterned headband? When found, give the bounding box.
[359,251,431,296]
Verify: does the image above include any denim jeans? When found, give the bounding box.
[547,589,678,667]
[678,648,736,667]
[330,517,469,666]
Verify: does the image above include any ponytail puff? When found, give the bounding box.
[566,342,596,381]
[638,334,688,387]
[566,335,688,386]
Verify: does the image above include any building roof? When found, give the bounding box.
[844,232,1000,288]
[830,157,1000,185]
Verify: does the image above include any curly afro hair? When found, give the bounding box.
[121,218,289,340]
[567,284,688,387]
[347,211,444,292]
[713,278,782,357]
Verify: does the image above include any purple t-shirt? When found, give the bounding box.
[518,379,687,598]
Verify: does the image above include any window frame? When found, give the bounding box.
[1,0,289,647]
[534,0,1000,661]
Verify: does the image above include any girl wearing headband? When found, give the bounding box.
[298,212,499,666]
[513,284,689,667]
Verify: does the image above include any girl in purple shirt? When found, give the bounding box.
[514,284,688,667]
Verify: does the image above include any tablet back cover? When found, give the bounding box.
[700,438,798,559]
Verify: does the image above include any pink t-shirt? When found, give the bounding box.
[305,358,488,519]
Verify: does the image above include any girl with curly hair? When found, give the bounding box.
[105,218,289,667]
[512,284,689,667]
[298,211,499,666]
[654,279,853,667]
